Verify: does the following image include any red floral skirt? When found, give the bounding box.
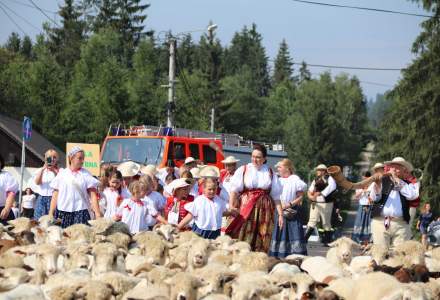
[225,189,275,252]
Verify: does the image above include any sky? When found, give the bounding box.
[0,0,429,100]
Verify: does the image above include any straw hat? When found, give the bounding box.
[384,157,414,172]
[140,164,158,176]
[371,162,384,171]
[168,178,191,194]
[199,166,220,178]
[190,167,201,179]
[117,161,141,177]
[315,164,327,171]
[221,156,240,164]
[184,157,196,165]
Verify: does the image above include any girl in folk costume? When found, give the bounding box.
[226,144,283,252]
[117,161,141,193]
[102,170,129,219]
[164,178,194,230]
[197,166,230,203]
[114,178,167,234]
[220,156,240,194]
[48,147,101,228]
[269,159,308,257]
[177,178,229,239]
[0,154,18,224]
[351,171,377,244]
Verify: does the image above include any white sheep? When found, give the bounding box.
[349,272,402,300]
[187,238,212,270]
[300,256,344,283]
[326,236,360,267]
[325,277,355,299]
[62,242,92,271]
[153,223,178,242]
[0,267,30,292]
[95,271,140,298]
[7,217,36,234]
[192,263,237,298]
[133,232,171,265]
[28,243,62,284]
[0,283,45,300]
[228,271,280,300]
[122,279,169,300]
[63,224,95,244]
[164,271,207,300]
[91,242,125,276]
[231,251,270,273]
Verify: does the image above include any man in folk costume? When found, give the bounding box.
[370,157,419,248]
[304,164,337,246]
[220,156,240,194]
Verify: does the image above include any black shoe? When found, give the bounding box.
[322,231,333,247]
[304,227,314,243]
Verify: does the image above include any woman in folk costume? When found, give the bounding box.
[269,159,307,257]
[226,144,283,252]
[48,146,101,228]
[220,156,240,194]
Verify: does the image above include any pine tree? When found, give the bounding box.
[19,36,33,59]
[299,61,311,83]
[273,39,293,85]
[5,32,21,53]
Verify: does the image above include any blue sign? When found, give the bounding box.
[23,117,32,141]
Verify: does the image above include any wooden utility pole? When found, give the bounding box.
[166,39,176,128]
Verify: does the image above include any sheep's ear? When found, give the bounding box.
[63,232,70,238]
[13,249,27,256]
[29,220,39,227]
[327,240,339,247]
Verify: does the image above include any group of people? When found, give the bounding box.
[0,145,428,257]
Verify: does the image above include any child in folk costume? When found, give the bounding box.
[117,161,140,191]
[269,159,308,257]
[48,146,101,228]
[164,178,194,230]
[102,170,129,219]
[220,156,240,194]
[177,178,229,239]
[114,179,167,234]
[197,166,230,203]
[139,175,166,228]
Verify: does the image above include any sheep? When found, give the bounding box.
[228,271,281,300]
[0,283,45,300]
[31,226,63,246]
[146,265,178,285]
[125,254,151,274]
[207,250,234,266]
[301,256,344,283]
[37,215,61,229]
[89,218,115,234]
[91,242,124,276]
[269,262,301,277]
[122,279,169,300]
[172,230,200,246]
[0,268,30,292]
[63,224,95,244]
[199,294,230,300]
[187,238,212,270]
[324,277,355,299]
[28,243,62,284]
[164,272,207,300]
[0,249,27,269]
[227,241,251,255]
[231,251,270,273]
[364,243,389,264]
[212,234,234,250]
[62,242,92,271]
[326,236,360,267]
[95,221,131,237]
[347,255,375,278]
[167,241,191,269]
[153,223,178,242]
[95,271,140,299]
[284,273,328,300]
[349,272,403,300]
[133,231,171,265]
[105,232,131,252]
[7,217,37,234]
[192,263,237,298]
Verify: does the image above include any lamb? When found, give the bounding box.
[192,263,237,298]
[0,267,30,292]
[146,265,178,284]
[168,241,191,269]
[133,231,171,265]
[326,236,360,267]
[63,223,95,244]
[280,273,327,300]
[164,272,207,300]
[301,256,344,283]
[88,218,115,234]
[231,251,270,273]
[269,262,301,277]
[125,254,151,274]
[0,249,27,269]
[382,240,426,268]
[172,230,200,246]
[37,215,60,229]
[50,280,117,300]
[364,243,389,264]
[95,271,141,298]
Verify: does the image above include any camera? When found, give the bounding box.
[46,156,53,166]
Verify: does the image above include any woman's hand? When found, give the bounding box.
[278,214,284,229]
[281,203,290,210]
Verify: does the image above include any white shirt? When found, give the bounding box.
[382,179,419,218]
[102,188,130,219]
[229,163,282,200]
[355,182,380,206]
[0,170,19,207]
[22,194,36,209]
[157,167,180,184]
[189,182,199,197]
[33,168,58,196]
[279,175,307,205]
[116,197,158,234]
[308,176,337,203]
[184,195,227,231]
[148,191,166,212]
[50,168,99,212]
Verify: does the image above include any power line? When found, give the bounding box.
[289,0,433,18]
[0,0,40,31]
[27,0,59,27]
[0,2,27,35]
[292,62,402,71]
[4,0,56,13]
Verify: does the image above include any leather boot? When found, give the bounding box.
[304,227,314,242]
[322,231,333,247]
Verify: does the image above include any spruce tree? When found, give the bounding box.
[273,39,293,85]
[299,61,311,83]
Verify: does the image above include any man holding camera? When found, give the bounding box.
[33,149,60,219]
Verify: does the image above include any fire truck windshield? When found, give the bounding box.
[101,138,165,165]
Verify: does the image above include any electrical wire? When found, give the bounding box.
[292,62,402,71]
[27,0,59,26]
[4,0,56,13]
[289,0,433,18]
[0,2,26,35]
[0,0,40,31]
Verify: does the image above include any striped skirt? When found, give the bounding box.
[56,209,91,229]
[269,209,307,257]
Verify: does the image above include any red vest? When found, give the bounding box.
[164,195,194,223]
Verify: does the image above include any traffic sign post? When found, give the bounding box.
[18,117,32,217]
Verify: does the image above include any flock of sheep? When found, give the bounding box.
[1,217,440,300]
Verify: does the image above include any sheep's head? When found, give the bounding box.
[196,268,236,298]
[8,218,38,234]
[35,243,62,276]
[154,224,178,242]
[280,273,326,300]
[63,224,95,244]
[188,239,211,269]
[165,273,206,300]
[91,242,120,275]
[328,237,360,264]
[63,243,92,270]
[46,226,63,245]
[142,240,169,265]
[365,244,389,264]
